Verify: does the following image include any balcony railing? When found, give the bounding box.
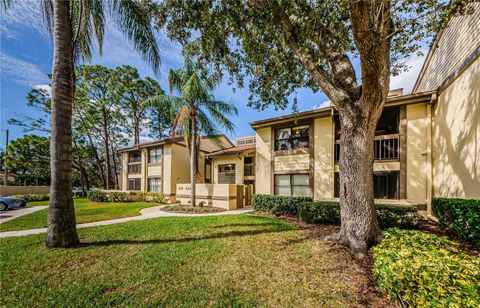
[128,163,141,174]
[335,134,399,163]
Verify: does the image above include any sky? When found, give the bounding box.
[0,1,427,145]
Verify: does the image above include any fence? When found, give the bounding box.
[0,186,50,196]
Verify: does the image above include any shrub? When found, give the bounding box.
[137,192,166,203]
[372,228,480,307]
[11,194,49,202]
[252,194,312,215]
[108,192,129,203]
[87,190,108,202]
[297,201,418,229]
[432,198,480,243]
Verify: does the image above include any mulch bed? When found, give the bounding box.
[162,205,226,214]
[255,212,395,307]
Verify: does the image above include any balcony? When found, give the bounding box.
[335,134,399,163]
[128,163,141,174]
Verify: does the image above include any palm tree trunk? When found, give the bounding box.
[190,112,197,207]
[102,108,111,189]
[47,0,79,248]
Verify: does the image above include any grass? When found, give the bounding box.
[0,215,371,307]
[0,198,159,232]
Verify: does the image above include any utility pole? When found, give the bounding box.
[4,129,8,186]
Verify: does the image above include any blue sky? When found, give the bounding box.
[0,1,426,145]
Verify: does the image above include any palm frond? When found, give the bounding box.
[1,0,12,11]
[107,0,161,75]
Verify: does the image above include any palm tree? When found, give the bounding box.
[162,62,237,206]
[2,0,160,247]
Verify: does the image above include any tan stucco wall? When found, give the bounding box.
[121,152,128,190]
[415,3,480,92]
[198,135,233,152]
[255,127,272,194]
[406,103,429,203]
[147,164,162,176]
[273,154,310,172]
[313,117,334,199]
[176,183,242,209]
[170,143,193,194]
[162,145,173,196]
[212,155,244,185]
[432,56,480,199]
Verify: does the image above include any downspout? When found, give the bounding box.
[426,92,437,217]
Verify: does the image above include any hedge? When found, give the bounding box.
[108,192,129,202]
[373,228,480,307]
[87,190,109,202]
[432,198,480,243]
[297,201,418,229]
[252,194,312,216]
[11,194,49,202]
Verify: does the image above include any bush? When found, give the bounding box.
[11,194,49,202]
[372,228,480,307]
[297,201,418,229]
[252,194,312,215]
[432,198,480,243]
[137,192,166,203]
[108,192,129,203]
[87,190,108,202]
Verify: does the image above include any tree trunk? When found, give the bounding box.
[134,116,140,145]
[334,106,382,253]
[86,133,106,188]
[47,0,79,248]
[190,112,197,207]
[102,108,111,190]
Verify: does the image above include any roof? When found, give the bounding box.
[206,144,255,158]
[250,91,435,129]
[118,134,234,153]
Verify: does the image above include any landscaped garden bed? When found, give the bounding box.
[162,205,226,213]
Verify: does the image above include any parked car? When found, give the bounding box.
[0,196,27,211]
[72,187,88,197]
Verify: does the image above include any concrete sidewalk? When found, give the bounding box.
[0,206,48,224]
[0,206,255,238]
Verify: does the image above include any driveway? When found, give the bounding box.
[0,206,48,224]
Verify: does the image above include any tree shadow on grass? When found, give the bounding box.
[208,222,288,229]
[78,228,290,248]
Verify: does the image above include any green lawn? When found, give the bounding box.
[0,198,159,232]
[0,215,375,307]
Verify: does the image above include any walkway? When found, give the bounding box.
[0,206,48,224]
[0,206,255,238]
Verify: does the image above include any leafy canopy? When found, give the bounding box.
[153,0,473,110]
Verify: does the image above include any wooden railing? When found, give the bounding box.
[335,134,400,162]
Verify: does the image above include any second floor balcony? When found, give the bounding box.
[335,133,400,163]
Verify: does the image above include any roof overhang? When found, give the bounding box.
[250,91,435,129]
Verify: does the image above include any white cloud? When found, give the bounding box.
[312,100,330,110]
[0,1,47,40]
[390,49,427,94]
[34,84,52,96]
[0,54,49,87]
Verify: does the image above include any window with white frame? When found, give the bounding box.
[274,174,310,196]
[128,178,141,191]
[148,147,162,163]
[218,164,236,184]
[148,178,162,192]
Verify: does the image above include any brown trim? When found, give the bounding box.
[176,194,237,201]
[308,121,314,198]
[274,148,309,157]
[273,169,310,175]
[250,92,435,129]
[399,106,407,199]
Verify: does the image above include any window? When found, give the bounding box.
[275,125,309,151]
[128,178,141,191]
[148,178,162,192]
[128,151,141,163]
[334,171,399,199]
[274,174,310,196]
[148,147,162,163]
[244,156,255,176]
[218,164,236,184]
[246,139,255,144]
[238,140,246,145]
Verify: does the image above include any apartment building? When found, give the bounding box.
[206,136,256,189]
[119,135,233,202]
[251,5,479,210]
